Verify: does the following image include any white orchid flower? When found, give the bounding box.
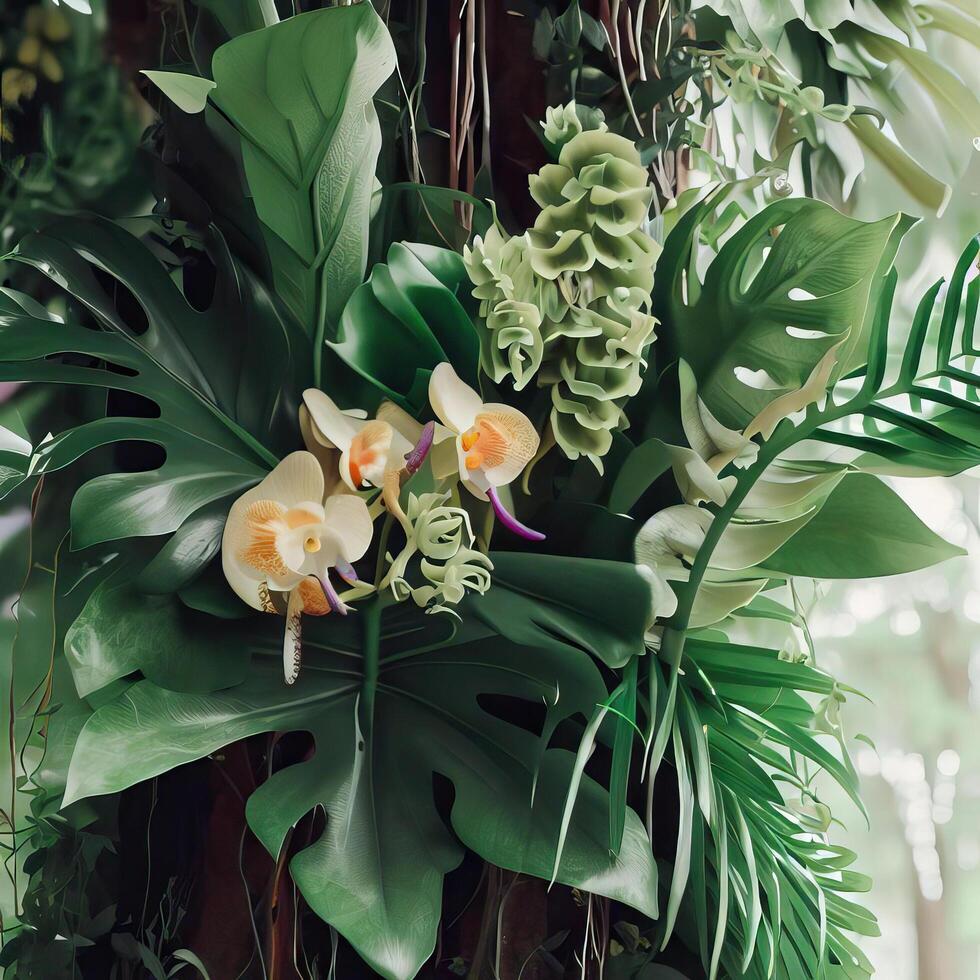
[302,389,435,531]
[222,451,373,684]
[427,362,544,541]
[634,504,712,621]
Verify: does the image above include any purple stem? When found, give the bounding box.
[404,421,435,475]
[487,486,546,542]
[317,572,349,615]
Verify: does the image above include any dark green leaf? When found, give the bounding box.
[210,5,396,342]
[465,552,650,668]
[65,612,657,980]
[763,473,964,578]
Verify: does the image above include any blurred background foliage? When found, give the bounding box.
[812,148,980,980]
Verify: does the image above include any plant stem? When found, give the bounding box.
[667,399,853,636]
[358,597,383,740]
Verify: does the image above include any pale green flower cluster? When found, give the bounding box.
[541,101,606,147]
[464,102,661,470]
[386,492,493,613]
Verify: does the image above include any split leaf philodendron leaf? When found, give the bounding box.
[210,4,396,346]
[653,193,914,429]
[64,560,255,697]
[64,605,657,980]
[463,551,652,668]
[6,217,309,562]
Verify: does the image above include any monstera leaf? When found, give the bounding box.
[63,596,658,980]
[654,230,979,639]
[465,551,652,669]
[209,3,396,350]
[2,217,306,563]
[652,194,913,429]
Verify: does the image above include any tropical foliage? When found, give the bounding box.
[0,1,977,978]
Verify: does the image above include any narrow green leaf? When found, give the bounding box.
[707,794,728,980]
[661,720,694,949]
[609,657,638,854]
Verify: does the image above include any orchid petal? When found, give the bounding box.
[302,388,366,451]
[428,362,483,433]
[473,405,540,488]
[322,493,374,562]
[299,405,343,497]
[258,451,325,508]
[346,419,396,489]
[376,399,424,444]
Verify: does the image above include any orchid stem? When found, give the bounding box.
[373,513,395,587]
[358,597,382,740]
[478,502,494,553]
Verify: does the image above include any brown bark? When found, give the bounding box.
[497,876,550,980]
[183,741,272,980]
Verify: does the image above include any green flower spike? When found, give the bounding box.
[541,100,607,149]
[527,129,658,296]
[549,286,657,467]
[464,226,553,390]
[463,106,661,470]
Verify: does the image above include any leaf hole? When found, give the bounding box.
[785,325,826,340]
[91,266,150,337]
[477,693,547,738]
[42,351,140,379]
[733,366,785,391]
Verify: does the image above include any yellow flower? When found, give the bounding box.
[1,67,38,107]
[15,6,71,86]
